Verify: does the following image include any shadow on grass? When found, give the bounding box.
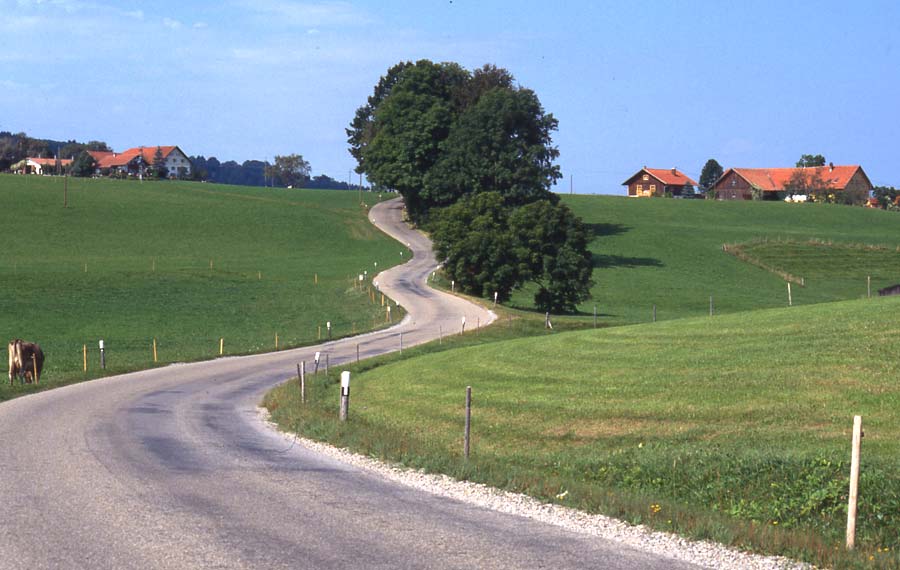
[585,222,630,239]
[592,253,664,269]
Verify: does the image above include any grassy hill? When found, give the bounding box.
[512,196,900,325]
[0,175,404,399]
[266,296,900,567]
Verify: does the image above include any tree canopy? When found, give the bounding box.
[350,60,592,312]
[796,154,826,167]
[268,154,311,188]
[699,158,723,191]
[70,151,97,177]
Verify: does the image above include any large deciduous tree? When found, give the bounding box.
[510,200,593,313]
[423,87,561,210]
[432,192,524,302]
[433,192,593,313]
[351,60,594,313]
[270,154,311,188]
[359,60,468,222]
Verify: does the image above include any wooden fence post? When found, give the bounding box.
[219,338,224,356]
[846,415,863,550]
[83,344,87,372]
[153,338,158,363]
[464,386,472,459]
[788,282,793,306]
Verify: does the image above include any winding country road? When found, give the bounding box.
[0,198,699,569]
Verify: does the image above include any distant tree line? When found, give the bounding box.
[190,154,360,190]
[0,130,110,172]
[349,60,593,313]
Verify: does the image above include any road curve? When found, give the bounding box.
[0,198,699,569]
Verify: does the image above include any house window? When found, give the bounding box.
[642,174,649,181]
[650,184,656,193]
[636,184,643,193]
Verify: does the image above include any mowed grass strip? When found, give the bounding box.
[0,175,405,400]
[538,196,900,325]
[731,238,900,301]
[266,296,900,568]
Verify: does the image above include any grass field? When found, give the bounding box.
[520,196,900,325]
[0,175,405,400]
[265,296,900,568]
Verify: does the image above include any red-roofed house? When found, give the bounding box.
[622,167,698,197]
[88,146,192,178]
[711,164,872,202]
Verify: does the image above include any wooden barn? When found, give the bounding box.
[711,164,872,202]
[623,167,697,198]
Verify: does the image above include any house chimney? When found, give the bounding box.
[829,162,834,172]
[671,167,677,176]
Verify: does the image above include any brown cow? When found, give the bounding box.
[7,339,44,384]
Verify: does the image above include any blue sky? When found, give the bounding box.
[3,0,898,193]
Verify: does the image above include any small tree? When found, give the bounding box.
[70,151,97,177]
[152,146,168,179]
[699,159,723,192]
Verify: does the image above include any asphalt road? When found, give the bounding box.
[0,198,700,569]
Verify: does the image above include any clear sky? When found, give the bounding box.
[3,0,898,193]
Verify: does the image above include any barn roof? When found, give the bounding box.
[716,165,869,191]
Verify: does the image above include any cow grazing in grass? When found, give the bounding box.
[7,339,44,384]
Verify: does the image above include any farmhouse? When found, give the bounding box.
[711,164,872,202]
[623,167,697,197]
[88,146,192,178]
[11,157,73,175]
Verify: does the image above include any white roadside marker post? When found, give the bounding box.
[298,362,306,404]
[339,371,351,422]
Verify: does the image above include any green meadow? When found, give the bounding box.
[0,175,405,400]
[266,297,900,568]
[527,196,900,325]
